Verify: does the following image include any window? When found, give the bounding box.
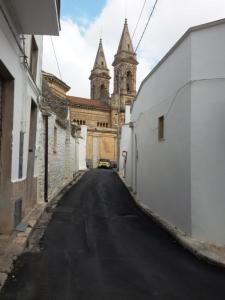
[126,71,132,93]
[115,71,119,93]
[158,116,165,141]
[75,119,85,125]
[97,122,108,128]
[30,36,38,80]
[100,84,105,100]
[53,126,57,153]
[92,85,95,99]
[18,131,24,178]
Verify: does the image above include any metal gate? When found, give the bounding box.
[14,198,22,227]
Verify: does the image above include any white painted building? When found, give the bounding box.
[119,105,131,176]
[0,0,60,233]
[121,19,225,246]
[78,125,88,171]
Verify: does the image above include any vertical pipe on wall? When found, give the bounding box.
[44,115,48,202]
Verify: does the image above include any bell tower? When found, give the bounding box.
[89,39,111,101]
[111,19,138,127]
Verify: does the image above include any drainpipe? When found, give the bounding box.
[44,115,48,202]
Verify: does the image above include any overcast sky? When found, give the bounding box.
[43,0,225,98]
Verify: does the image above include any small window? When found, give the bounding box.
[30,36,38,80]
[101,61,104,66]
[97,122,99,126]
[158,116,164,141]
[106,123,108,128]
[53,126,57,153]
[18,131,24,178]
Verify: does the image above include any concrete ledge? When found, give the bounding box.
[119,175,225,269]
[0,171,86,289]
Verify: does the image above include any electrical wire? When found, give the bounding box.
[135,0,158,52]
[50,36,62,80]
[132,77,225,127]
[132,0,148,40]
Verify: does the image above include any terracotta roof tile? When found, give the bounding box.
[68,96,110,111]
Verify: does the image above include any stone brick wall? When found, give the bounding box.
[37,113,77,203]
[37,113,45,203]
[48,116,66,200]
[64,127,76,182]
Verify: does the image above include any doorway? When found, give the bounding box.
[26,100,38,209]
[0,60,14,233]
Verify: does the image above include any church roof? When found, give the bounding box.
[93,39,108,70]
[42,71,70,92]
[68,96,110,111]
[117,19,134,54]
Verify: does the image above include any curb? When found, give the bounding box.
[119,175,225,269]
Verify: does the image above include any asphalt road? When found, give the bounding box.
[1,169,225,300]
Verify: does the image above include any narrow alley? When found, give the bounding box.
[1,170,225,300]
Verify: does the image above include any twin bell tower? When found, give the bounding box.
[89,19,138,128]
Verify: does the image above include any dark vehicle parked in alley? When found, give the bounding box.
[98,159,111,169]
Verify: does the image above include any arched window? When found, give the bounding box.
[126,71,132,93]
[100,84,105,100]
[92,85,95,98]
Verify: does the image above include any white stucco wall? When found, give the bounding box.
[0,10,43,182]
[128,35,192,234]
[123,20,225,245]
[119,124,131,177]
[190,24,225,245]
[125,105,131,124]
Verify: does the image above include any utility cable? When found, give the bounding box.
[132,0,148,40]
[132,77,225,127]
[50,36,62,80]
[135,0,158,52]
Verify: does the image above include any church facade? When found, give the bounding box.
[68,19,138,168]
